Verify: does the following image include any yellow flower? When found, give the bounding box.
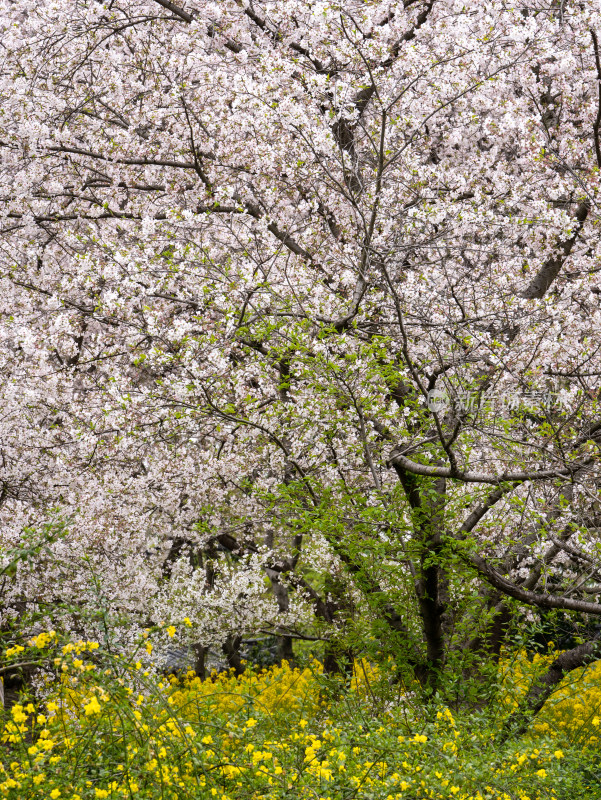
[554,750,564,759]
[145,642,153,655]
[31,632,55,648]
[183,617,192,626]
[536,769,547,778]
[166,626,176,638]
[412,733,427,744]
[11,705,27,723]
[84,696,102,715]
[50,790,61,799]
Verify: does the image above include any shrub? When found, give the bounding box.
[1,631,600,799]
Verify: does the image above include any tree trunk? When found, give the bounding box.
[192,643,207,680]
[222,635,245,676]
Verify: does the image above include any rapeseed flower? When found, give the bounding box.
[83,696,101,715]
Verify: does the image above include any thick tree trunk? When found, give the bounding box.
[277,635,295,665]
[222,635,245,676]
[393,461,447,693]
[323,643,354,677]
[466,598,512,662]
[192,643,207,680]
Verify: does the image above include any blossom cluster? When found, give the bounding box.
[0,633,600,799]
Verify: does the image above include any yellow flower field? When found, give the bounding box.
[1,633,601,799]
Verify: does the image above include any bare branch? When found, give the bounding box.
[389,451,595,485]
[467,550,601,615]
[151,0,193,24]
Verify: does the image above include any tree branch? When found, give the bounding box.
[466,550,601,615]
[520,200,590,299]
[151,0,193,24]
[388,451,595,485]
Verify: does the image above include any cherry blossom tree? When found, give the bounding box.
[2,0,601,712]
